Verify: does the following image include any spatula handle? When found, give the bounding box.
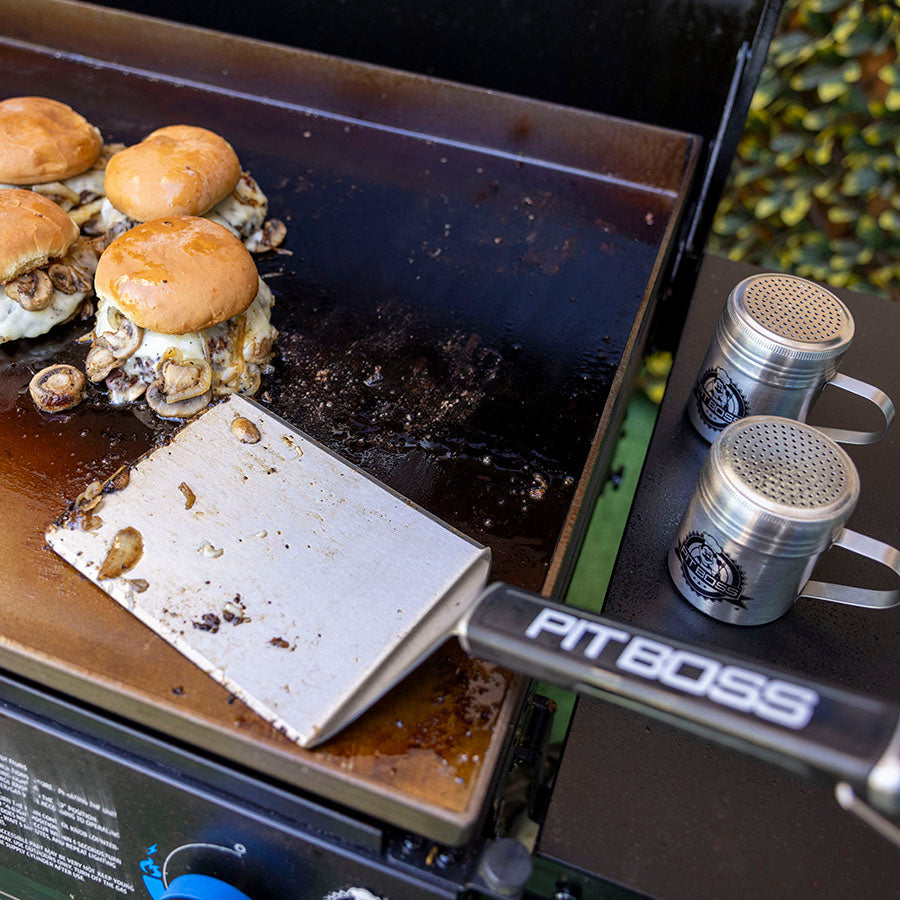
[461,583,900,817]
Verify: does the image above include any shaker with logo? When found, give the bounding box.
[688,273,894,444]
[669,416,900,625]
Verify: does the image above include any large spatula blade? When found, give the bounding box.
[47,395,490,747]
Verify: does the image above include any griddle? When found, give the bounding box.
[0,0,698,843]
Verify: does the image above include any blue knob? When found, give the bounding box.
[161,874,253,900]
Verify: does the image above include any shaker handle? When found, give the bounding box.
[802,529,900,609]
[816,372,895,445]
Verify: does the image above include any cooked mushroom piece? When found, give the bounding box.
[31,181,80,210]
[62,239,100,277]
[230,416,261,443]
[48,262,92,295]
[29,365,86,413]
[85,336,119,382]
[146,384,212,419]
[103,316,143,360]
[162,358,212,403]
[246,218,287,253]
[5,269,54,311]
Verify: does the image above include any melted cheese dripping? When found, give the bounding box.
[0,280,85,343]
[95,277,276,405]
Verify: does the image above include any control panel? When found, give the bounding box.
[0,676,462,900]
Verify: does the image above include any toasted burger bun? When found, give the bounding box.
[95,216,259,334]
[0,97,103,185]
[104,125,242,222]
[0,189,79,282]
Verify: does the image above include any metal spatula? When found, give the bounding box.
[47,395,900,823]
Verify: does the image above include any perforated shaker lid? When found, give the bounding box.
[702,416,860,555]
[725,273,854,365]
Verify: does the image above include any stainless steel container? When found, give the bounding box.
[688,274,894,444]
[669,416,900,625]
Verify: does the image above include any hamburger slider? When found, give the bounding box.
[0,189,98,344]
[86,216,278,419]
[0,96,122,230]
[101,126,286,253]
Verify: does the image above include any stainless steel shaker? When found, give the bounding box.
[669,416,900,625]
[688,273,894,444]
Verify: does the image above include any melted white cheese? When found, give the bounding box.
[100,196,132,231]
[0,285,85,343]
[1,169,107,213]
[95,277,276,405]
[207,172,268,239]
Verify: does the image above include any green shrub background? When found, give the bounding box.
[708,0,900,299]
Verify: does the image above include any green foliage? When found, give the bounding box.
[709,0,900,298]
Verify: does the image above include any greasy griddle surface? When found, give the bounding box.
[0,40,681,828]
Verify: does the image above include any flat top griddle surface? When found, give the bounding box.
[0,5,695,841]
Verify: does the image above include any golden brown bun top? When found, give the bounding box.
[104,125,242,221]
[95,216,259,334]
[0,189,78,282]
[0,97,103,184]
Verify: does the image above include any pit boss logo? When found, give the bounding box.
[694,366,747,431]
[525,611,820,730]
[678,531,746,609]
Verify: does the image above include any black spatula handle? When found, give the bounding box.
[461,583,900,816]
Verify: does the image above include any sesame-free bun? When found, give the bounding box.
[95,216,259,334]
[0,97,102,184]
[104,125,242,221]
[0,189,79,282]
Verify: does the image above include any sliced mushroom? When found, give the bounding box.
[31,181,80,210]
[29,365,86,413]
[106,369,148,403]
[92,142,125,170]
[162,357,211,403]
[246,218,287,253]
[82,214,105,237]
[69,198,104,227]
[244,332,277,365]
[146,384,211,419]
[103,315,143,360]
[48,262,92,295]
[92,220,129,252]
[63,239,100,276]
[5,269,54,311]
[85,336,118,382]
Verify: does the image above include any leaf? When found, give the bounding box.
[803,106,838,130]
[818,77,850,102]
[878,63,899,85]
[827,206,857,223]
[810,135,835,165]
[781,191,812,226]
[755,192,789,219]
[770,132,808,155]
[836,18,885,56]
[712,213,747,236]
[791,63,843,90]
[841,167,882,195]
[808,0,851,13]
[813,175,840,200]
[877,209,900,231]
[862,122,900,145]
[885,88,900,112]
